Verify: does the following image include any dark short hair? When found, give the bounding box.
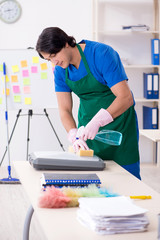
[36,27,76,58]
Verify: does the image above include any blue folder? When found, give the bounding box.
[143,106,158,129]
[151,39,160,65]
[152,73,159,99]
[143,73,153,99]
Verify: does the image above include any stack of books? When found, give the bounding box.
[77,196,149,234]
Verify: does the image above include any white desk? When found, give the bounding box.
[140,129,160,166]
[13,161,160,240]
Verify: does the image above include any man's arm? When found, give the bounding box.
[56,92,77,132]
[107,80,133,118]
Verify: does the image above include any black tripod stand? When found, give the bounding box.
[0,109,65,166]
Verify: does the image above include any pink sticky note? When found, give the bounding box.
[13,85,20,93]
[31,66,38,73]
[23,86,31,94]
[22,70,29,77]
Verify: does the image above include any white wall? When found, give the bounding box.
[0,0,93,49]
[0,0,92,165]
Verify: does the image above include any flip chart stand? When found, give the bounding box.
[0,109,65,165]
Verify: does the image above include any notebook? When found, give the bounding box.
[40,173,101,188]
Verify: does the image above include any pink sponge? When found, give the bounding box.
[38,186,71,208]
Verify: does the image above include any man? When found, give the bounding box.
[36,27,141,179]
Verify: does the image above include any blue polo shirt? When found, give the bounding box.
[54,40,128,92]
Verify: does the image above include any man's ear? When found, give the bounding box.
[65,42,69,48]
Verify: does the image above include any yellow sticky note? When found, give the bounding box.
[6,75,9,82]
[0,64,3,71]
[14,95,21,103]
[23,78,30,85]
[32,56,39,63]
[12,65,19,73]
[0,97,2,104]
[41,72,47,79]
[3,88,10,95]
[40,63,48,70]
[11,75,18,83]
[25,97,32,105]
[1,75,9,82]
[21,60,28,68]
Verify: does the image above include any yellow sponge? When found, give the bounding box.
[68,145,94,157]
[77,149,94,157]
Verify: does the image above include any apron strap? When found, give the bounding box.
[65,43,91,79]
[76,44,91,74]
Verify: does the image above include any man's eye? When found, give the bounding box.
[51,54,56,58]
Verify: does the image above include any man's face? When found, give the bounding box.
[40,43,71,69]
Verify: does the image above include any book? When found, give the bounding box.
[143,73,159,99]
[40,173,101,188]
[151,39,160,65]
[143,106,158,129]
[152,73,159,99]
[143,73,153,99]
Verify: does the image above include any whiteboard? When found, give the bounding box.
[0,49,58,110]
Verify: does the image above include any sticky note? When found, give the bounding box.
[32,56,39,63]
[25,97,32,105]
[23,78,30,85]
[2,75,9,82]
[14,95,21,103]
[40,63,47,70]
[21,60,28,68]
[23,86,30,94]
[3,88,10,95]
[13,85,20,93]
[31,66,38,73]
[22,70,29,77]
[41,72,47,79]
[0,97,2,104]
[12,65,19,73]
[0,64,3,71]
[11,75,18,83]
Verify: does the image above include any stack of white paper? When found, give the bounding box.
[77,196,149,235]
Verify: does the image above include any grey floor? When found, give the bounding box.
[0,163,160,240]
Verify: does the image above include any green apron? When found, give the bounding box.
[65,44,140,166]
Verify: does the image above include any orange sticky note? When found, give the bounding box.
[11,75,18,83]
[21,60,28,68]
[40,63,48,70]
